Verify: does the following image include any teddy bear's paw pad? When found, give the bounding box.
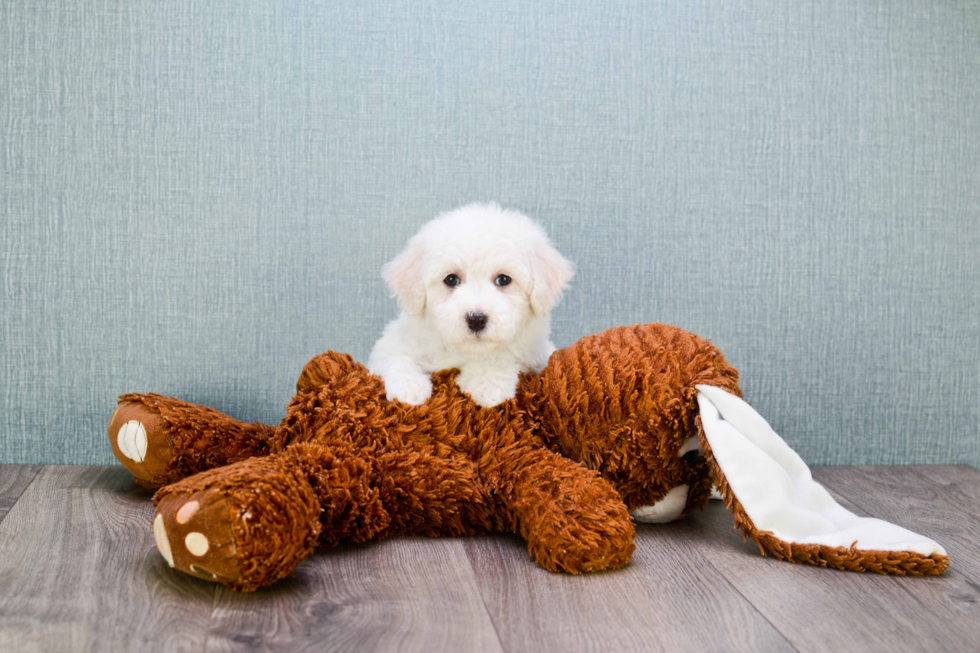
[117,420,147,462]
[153,513,175,566]
[154,490,241,584]
[108,401,176,484]
[630,484,689,523]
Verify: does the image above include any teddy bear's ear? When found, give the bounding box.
[530,240,575,315]
[382,238,427,316]
[695,384,949,575]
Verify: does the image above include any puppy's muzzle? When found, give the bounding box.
[465,312,488,332]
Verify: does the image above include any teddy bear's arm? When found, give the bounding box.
[493,446,636,574]
[109,350,374,490]
[108,393,279,488]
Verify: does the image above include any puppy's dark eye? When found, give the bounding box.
[444,274,460,287]
[495,274,511,287]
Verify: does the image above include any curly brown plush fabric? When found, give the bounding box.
[108,323,945,591]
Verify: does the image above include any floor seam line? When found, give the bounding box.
[669,518,803,653]
[0,464,46,528]
[201,583,220,653]
[461,540,509,653]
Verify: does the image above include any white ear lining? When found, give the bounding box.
[696,385,946,557]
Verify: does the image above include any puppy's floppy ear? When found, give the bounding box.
[529,240,574,315]
[382,238,427,315]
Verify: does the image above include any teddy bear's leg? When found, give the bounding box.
[496,447,636,574]
[151,442,493,590]
[151,450,321,590]
[108,393,279,488]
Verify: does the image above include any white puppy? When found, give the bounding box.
[368,203,574,408]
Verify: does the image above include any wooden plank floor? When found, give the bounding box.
[0,464,977,652]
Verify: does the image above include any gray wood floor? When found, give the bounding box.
[0,464,977,653]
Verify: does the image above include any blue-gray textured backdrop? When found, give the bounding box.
[2,0,978,467]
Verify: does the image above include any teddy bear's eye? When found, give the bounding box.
[495,274,511,287]
[444,274,460,287]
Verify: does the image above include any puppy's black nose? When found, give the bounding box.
[466,311,488,332]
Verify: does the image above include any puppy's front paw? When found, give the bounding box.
[456,373,517,408]
[383,374,433,405]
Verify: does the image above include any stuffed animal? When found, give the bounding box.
[107,323,948,591]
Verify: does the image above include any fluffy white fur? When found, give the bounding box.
[368,203,574,408]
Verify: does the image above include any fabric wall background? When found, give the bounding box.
[2,0,978,466]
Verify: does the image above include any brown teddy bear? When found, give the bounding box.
[108,323,948,591]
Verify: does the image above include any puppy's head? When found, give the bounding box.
[383,203,574,354]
